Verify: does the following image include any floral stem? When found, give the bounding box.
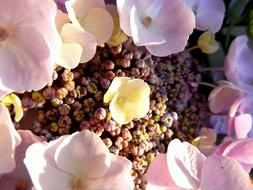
[185,45,199,52]
[199,82,216,88]
[200,67,224,72]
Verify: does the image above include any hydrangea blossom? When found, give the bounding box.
[116,0,195,56]
[24,130,134,190]
[104,77,150,125]
[146,139,253,190]
[182,0,225,33]
[0,103,21,175]
[0,0,61,93]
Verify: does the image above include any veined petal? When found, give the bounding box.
[146,154,178,189]
[167,139,206,189]
[55,130,111,179]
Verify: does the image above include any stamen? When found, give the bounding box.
[0,26,9,41]
[141,16,152,28]
[72,177,85,190]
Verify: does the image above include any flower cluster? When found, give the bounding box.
[0,0,253,190]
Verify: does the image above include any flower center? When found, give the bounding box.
[72,177,86,190]
[0,26,9,41]
[141,16,152,28]
[117,97,126,105]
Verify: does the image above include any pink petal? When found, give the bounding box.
[61,23,97,63]
[24,142,72,190]
[86,154,134,190]
[234,114,252,138]
[54,130,111,179]
[0,27,52,92]
[0,103,21,174]
[166,139,206,189]
[82,7,113,44]
[146,0,195,56]
[146,154,177,189]
[208,81,243,113]
[200,155,253,190]
[221,138,253,172]
[17,0,62,60]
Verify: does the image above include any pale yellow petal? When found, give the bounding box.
[197,31,219,54]
[103,77,129,104]
[1,94,23,122]
[61,23,97,63]
[58,42,82,69]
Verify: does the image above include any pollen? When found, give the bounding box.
[0,26,9,41]
[72,177,85,190]
[141,16,152,28]
[117,97,126,105]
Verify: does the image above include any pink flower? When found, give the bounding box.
[0,130,42,189]
[146,139,253,190]
[0,0,61,93]
[225,35,253,92]
[0,103,21,175]
[208,81,244,113]
[24,130,134,190]
[213,138,253,173]
[116,0,195,56]
[182,0,225,33]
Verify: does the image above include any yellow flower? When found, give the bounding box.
[1,94,23,122]
[106,5,128,46]
[197,31,219,54]
[104,77,150,125]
